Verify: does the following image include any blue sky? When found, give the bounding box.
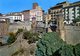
[0,0,79,14]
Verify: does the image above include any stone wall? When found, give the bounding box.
[0,19,9,37]
[9,22,31,33]
[61,26,80,45]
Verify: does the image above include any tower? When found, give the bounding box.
[33,3,38,9]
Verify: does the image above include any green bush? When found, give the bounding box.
[16,29,23,36]
[60,44,74,56]
[7,32,16,44]
[23,31,39,44]
[35,32,78,56]
[23,31,31,39]
[74,44,80,56]
[35,32,64,56]
[7,29,23,45]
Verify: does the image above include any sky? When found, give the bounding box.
[0,0,79,14]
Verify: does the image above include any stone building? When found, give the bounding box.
[22,3,43,22]
[33,3,38,9]
[48,1,80,44]
[48,1,69,32]
[43,13,52,32]
[30,6,43,22]
[63,1,80,24]
[22,10,30,21]
[29,3,44,33]
[0,17,9,37]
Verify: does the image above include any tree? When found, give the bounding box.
[74,43,80,56]
[35,32,64,56]
[35,32,76,56]
[60,44,74,56]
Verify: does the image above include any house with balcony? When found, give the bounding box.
[63,1,80,24]
[48,1,69,32]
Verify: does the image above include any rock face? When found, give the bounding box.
[0,32,37,56]
[12,41,36,56]
[11,34,37,56]
[20,39,36,56]
[61,26,80,45]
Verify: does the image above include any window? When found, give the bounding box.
[72,7,75,11]
[51,15,53,17]
[14,16,17,20]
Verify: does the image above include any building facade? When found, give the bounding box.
[33,3,38,9]
[63,1,80,24]
[30,3,43,22]
[22,10,30,21]
[48,1,69,32]
[5,12,24,23]
[48,1,69,20]
[22,3,43,22]
[30,7,43,22]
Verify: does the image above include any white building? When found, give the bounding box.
[63,1,80,24]
[5,12,24,23]
[30,6,43,22]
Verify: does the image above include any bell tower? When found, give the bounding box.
[33,3,38,9]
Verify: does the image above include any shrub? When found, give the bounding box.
[35,32,77,56]
[16,29,23,36]
[74,43,80,56]
[35,32,64,56]
[23,31,39,44]
[60,44,74,56]
[7,32,16,44]
[23,31,31,39]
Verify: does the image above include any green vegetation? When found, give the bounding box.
[7,28,23,44]
[23,31,39,44]
[74,43,80,56]
[15,29,23,36]
[36,32,64,56]
[7,32,16,44]
[60,44,74,56]
[35,32,80,56]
